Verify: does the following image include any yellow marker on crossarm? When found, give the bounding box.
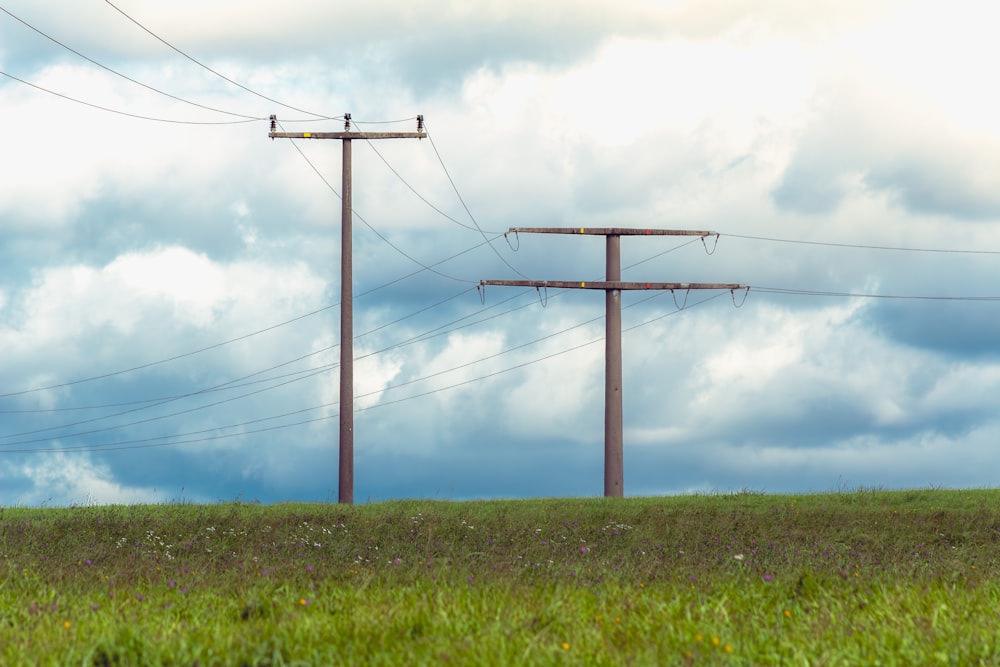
[303,132,312,138]
[579,228,585,234]
[581,282,586,287]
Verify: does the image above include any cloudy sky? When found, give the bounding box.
[2,0,1000,506]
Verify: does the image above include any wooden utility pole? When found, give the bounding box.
[269,113,425,504]
[482,227,744,498]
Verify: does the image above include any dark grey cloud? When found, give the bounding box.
[625,431,998,496]
[863,161,1000,221]
[5,0,1000,506]
[770,159,849,215]
[867,300,1000,359]
[2,0,671,99]
[356,434,605,502]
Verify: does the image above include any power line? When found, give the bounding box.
[103,0,336,120]
[0,4,262,121]
[482,227,744,497]
[0,363,334,415]
[2,289,724,455]
[0,235,503,400]
[749,286,1000,301]
[0,343,336,437]
[0,230,508,401]
[0,266,676,447]
[362,291,726,413]
[6,201,999,442]
[0,282,477,415]
[0,357,332,447]
[275,119,479,284]
[0,301,337,398]
[0,408,338,455]
[352,118,502,234]
[0,287,522,437]
[0,69,260,125]
[5,222,996,407]
[724,233,1000,255]
[424,121,535,280]
[353,296,671,402]
[9,215,989,410]
[28,263,998,457]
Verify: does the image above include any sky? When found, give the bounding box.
[2,0,1000,506]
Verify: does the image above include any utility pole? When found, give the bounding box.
[269,113,425,504]
[481,227,745,498]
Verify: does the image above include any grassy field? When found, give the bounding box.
[2,488,1000,665]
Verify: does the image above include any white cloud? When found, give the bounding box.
[10,450,167,505]
[500,322,604,442]
[3,0,1000,503]
[0,246,328,399]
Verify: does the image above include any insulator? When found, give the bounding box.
[417,114,424,132]
[344,113,351,132]
[269,115,276,132]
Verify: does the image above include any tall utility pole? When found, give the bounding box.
[482,227,745,498]
[269,113,425,504]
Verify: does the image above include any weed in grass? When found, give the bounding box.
[1,490,1000,664]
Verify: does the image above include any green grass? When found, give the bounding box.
[2,489,1000,665]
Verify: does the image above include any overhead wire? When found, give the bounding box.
[19,220,999,455]
[1,279,531,448]
[0,302,338,398]
[362,291,727,415]
[274,119,480,284]
[0,363,334,415]
[0,353,335,446]
[0,4,263,121]
[20,253,1000,455]
[1,407,338,455]
[0,284,477,417]
[17,0,952,454]
[423,121,535,279]
[103,0,337,120]
[6,58,998,398]
[0,281,559,443]
[357,291,675,402]
[5,0,999,386]
[0,69,260,125]
[6,46,1000,447]
[748,287,1000,301]
[0,343,336,437]
[7,174,999,433]
[0,239,711,449]
[0,215,515,402]
[723,232,1000,255]
[0,235,499,401]
[351,118,502,234]
[2,289,731,455]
